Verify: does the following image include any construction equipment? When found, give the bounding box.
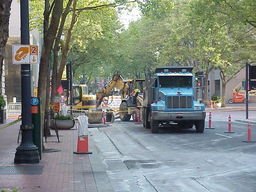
[228,92,245,104]
[228,81,256,104]
[96,72,129,108]
[70,84,107,124]
[72,84,96,110]
[143,66,206,133]
[96,72,144,121]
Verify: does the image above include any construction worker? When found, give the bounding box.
[131,88,141,104]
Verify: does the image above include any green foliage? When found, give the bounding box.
[139,0,174,19]
[211,96,222,103]
[30,0,256,97]
[54,114,73,120]
[29,0,44,30]
[69,1,122,83]
[0,95,6,108]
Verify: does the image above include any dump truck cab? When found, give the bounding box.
[143,66,206,133]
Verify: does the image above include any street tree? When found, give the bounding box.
[188,0,256,105]
[30,0,138,135]
[0,0,12,95]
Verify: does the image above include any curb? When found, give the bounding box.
[206,107,256,112]
[235,120,256,125]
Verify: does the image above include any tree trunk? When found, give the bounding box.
[50,0,73,104]
[38,0,63,139]
[220,69,226,107]
[203,71,209,101]
[221,80,226,107]
[202,61,213,103]
[0,0,12,95]
[56,0,78,88]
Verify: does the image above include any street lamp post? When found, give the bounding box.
[14,0,39,164]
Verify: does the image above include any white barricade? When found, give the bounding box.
[77,115,89,136]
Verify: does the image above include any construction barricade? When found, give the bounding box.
[74,115,92,154]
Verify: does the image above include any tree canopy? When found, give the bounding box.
[30,0,256,102]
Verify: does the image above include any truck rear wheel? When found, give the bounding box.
[119,101,131,121]
[143,108,150,129]
[195,120,205,133]
[178,122,193,129]
[150,118,159,133]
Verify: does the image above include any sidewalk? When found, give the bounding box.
[205,103,256,124]
[206,103,256,112]
[0,119,112,192]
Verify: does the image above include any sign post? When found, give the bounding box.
[31,97,41,159]
[14,0,39,164]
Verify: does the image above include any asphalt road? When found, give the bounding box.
[89,117,256,192]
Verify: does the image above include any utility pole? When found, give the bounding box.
[14,0,40,163]
[245,62,249,120]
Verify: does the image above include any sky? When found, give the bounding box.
[118,6,141,29]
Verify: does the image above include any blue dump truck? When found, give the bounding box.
[142,66,206,133]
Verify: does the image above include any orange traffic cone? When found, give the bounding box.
[206,112,215,129]
[102,111,106,125]
[243,121,256,143]
[74,135,92,154]
[225,114,234,133]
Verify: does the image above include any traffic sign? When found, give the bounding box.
[53,102,60,113]
[31,106,39,114]
[31,97,39,106]
[30,45,39,64]
[12,45,30,64]
[12,45,39,64]
[249,65,256,90]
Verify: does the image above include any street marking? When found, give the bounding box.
[215,133,232,138]
[234,120,256,125]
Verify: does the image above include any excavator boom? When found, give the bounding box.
[96,72,129,107]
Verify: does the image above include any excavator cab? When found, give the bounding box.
[72,84,96,109]
[72,86,82,105]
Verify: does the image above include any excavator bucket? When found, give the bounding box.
[87,110,114,124]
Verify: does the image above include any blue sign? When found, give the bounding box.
[31,97,39,106]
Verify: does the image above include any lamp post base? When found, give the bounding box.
[14,147,39,164]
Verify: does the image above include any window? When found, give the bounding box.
[158,76,192,88]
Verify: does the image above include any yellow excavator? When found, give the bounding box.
[96,72,144,121]
[96,72,129,107]
[72,84,96,109]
